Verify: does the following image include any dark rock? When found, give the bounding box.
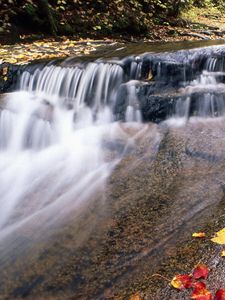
[137,84,177,122]
[0,63,20,93]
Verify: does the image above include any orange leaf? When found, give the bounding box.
[191,282,212,300]
[214,289,225,300]
[129,293,141,300]
[171,274,193,290]
[193,264,209,280]
[192,232,206,238]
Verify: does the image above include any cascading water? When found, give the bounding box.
[2,45,225,300]
[1,45,225,245]
[174,52,225,120]
[0,61,141,244]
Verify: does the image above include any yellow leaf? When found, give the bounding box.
[32,54,41,59]
[221,249,225,257]
[7,58,17,64]
[147,71,153,80]
[211,227,225,244]
[170,274,192,290]
[171,277,181,289]
[16,54,26,59]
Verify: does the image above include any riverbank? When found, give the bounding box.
[0,4,225,65]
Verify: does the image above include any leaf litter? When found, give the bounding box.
[0,38,115,65]
[167,228,225,299]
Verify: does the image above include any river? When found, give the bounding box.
[0,41,225,299]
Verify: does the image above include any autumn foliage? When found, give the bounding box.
[171,274,193,290]
[0,0,224,38]
[170,263,224,299]
[192,232,206,238]
[214,289,225,300]
[193,264,209,280]
[191,282,212,300]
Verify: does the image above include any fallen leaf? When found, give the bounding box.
[221,250,225,257]
[193,282,207,291]
[192,232,206,238]
[191,282,212,300]
[2,67,8,75]
[211,228,225,245]
[171,274,193,290]
[129,293,141,300]
[147,70,153,80]
[215,289,225,300]
[193,264,209,280]
[7,58,17,64]
[15,54,26,59]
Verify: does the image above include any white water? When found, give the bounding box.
[1,51,224,244]
[0,93,119,241]
[0,61,143,243]
[175,56,225,119]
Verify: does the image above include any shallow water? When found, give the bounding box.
[85,39,225,59]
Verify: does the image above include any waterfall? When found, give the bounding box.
[1,45,225,244]
[174,53,225,120]
[0,60,142,243]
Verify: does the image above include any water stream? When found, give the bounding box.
[1,45,225,240]
[1,43,225,299]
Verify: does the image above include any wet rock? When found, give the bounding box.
[138,92,177,123]
[3,45,225,124]
[0,63,20,92]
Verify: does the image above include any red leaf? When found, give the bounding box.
[191,283,212,300]
[193,264,209,280]
[171,274,193,290]
[193,282,207,292]
[215,289,225,300]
